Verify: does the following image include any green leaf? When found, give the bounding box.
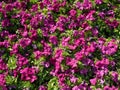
[19,81,31,88]
[6,75,16,85]
[37,29,43,37]
[90,86,97,90]
[48,77,59,90]
[30,0,38,3]
[7,55,17,70]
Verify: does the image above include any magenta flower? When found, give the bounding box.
[86,10,95,21]
[39,85,47,90]
[69,9,77,17]
[101,40,118,55]
[62,37,71,47]
[111,71,118,82]
[66,57,78,68]
[17,54,29,67]
[82,0,92,10]
[54,49,64,63]
[1,19,10,27]
[70,75,78,83]
[49,35,58,45]
[10,43,19,55]
[0,74,6,87]
[34,50,42,59]
[5,4,13,11]
[20,67,37,83]
[19,38,31,48]
[0,59,7,71]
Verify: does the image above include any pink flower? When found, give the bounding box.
[90,78,97,85]
[95,0,103,4]
[39,85,47,90]
[69,9,77,16]
[103,86,111,90]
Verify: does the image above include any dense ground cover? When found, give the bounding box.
[0,0,120,90]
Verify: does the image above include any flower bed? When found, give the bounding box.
[0,0,120,90]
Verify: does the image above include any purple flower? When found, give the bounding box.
[82,0,92,10]
[20,67,37,83]
[42,61,50,68]
[92,28,98,36]
[5,4,13,11]
[111,71,118,82]
[43,0,50,5]
[101,40,118,55]
[62,37,71,47]
[69,9,77,17]
[61,86,71,90]
[105,19,119,28]
[101,58,110,66]
[75,50,84,60]
[17,55,29,67]
[54,49,64,63]
[10,43,19,55]
[30,30,38,40]
[30,4,38,12]
[72,86,80,90]
[39,85,47,90]
[98,12,105,19]
[42,43,52,56]
[106,10,115,17]
[49,35,58,45]
[1,19,10,27]
[13,1,21,9]
[97,37,106,48]
[0,59,7,71]
[95,0,103,4]
[80,68,88,75]
[111,86,118,90]
[0,31,9,37]
[21,31,28,37]
[66,57,78,68]
[19,38,31,48]
[0,74,6,87]
[70,75,78,83]
[2,40,10,48]
[8,34,17,41]
[34,50,42,59]
[86,10,95,21]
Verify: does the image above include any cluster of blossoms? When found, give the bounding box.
[0,0,120,90]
